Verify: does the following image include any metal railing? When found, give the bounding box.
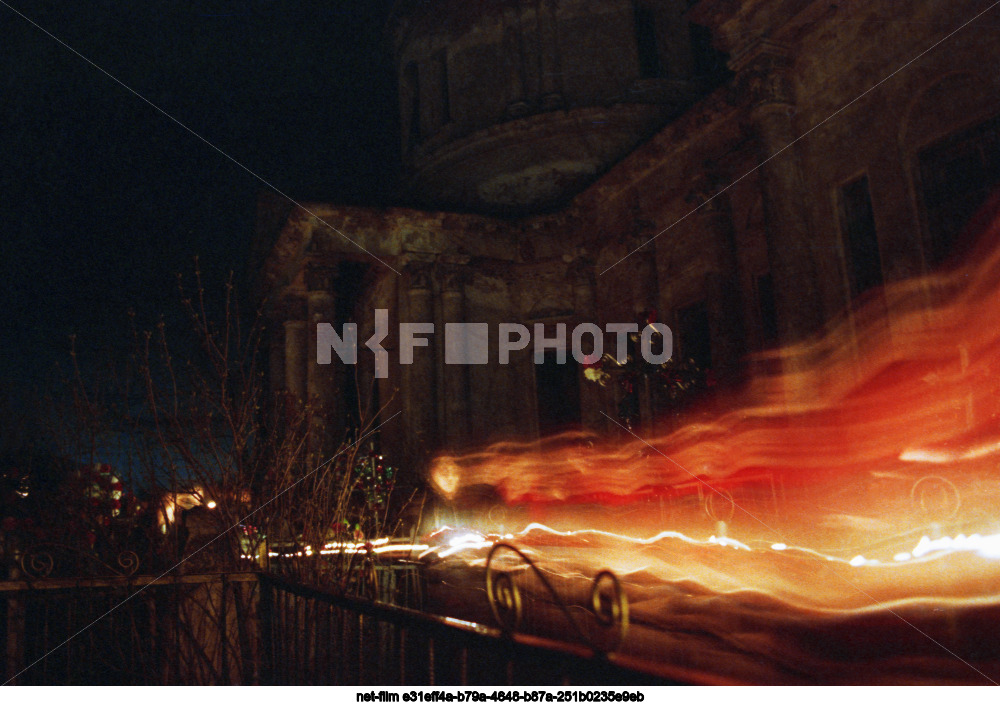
[1,569,711,685]
[1,573,260,685]
[257,573,701,685]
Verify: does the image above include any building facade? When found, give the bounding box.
[255,0,1000,481]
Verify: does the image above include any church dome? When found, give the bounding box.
[389,0,726,215]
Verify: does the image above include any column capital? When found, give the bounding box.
[627,230,658,257]
[303,261,338,293]
[396,252,437,289]
[403,259,435,291]
[438,264,471,294]
[731,40,796,112]
[686,173,733,214]
[276,294,307,322]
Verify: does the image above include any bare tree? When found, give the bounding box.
[119,262,407,591]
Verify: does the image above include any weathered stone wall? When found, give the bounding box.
[257,0,1000,479]
[390,0,717,213]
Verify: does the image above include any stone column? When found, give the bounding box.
[404,262,438,469]
[305,262,341,458]
[440,265,471,450]
[630,235,659,437]
[569,256,604,432]
[631,241,660,320]
[283,297,308,407]
[688,175,745,383]
[537,0,563,110]
[736,42,823,344]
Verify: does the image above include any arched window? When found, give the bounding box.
[919,113,1000,266]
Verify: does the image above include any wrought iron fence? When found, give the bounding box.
[257,573,696,686]
[1,573,260,685]
[1,569,708,685]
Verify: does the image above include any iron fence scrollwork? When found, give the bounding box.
[485,542,629,653]
[18,543,140,580]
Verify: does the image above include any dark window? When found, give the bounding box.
[337,261,370,435]
[405,61,420,147]
[919,113,1000,266]
[839,175,883,297]
[434,50,450,127]
[633,4,661,79]
[677,301,712,370]
[536,350,580,435]
[756,273,778,347]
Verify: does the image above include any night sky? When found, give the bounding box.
[1,1,399,394]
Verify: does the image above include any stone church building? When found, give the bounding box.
[254,0,1000,481]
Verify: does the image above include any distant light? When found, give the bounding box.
[373,543,428,554]
[911,533,1000,560]
[443,617,480,629]
[206,501,217,509]
[449,532,484,547]
[437,541,493,559]
[708,535,750,550]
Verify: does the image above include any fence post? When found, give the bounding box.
[257,575,274,685]
[219,574,229,685]
[4,594,25,684]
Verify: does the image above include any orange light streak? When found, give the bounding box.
[428,195,1000,613]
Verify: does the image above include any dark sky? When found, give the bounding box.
[1,0,399,392]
